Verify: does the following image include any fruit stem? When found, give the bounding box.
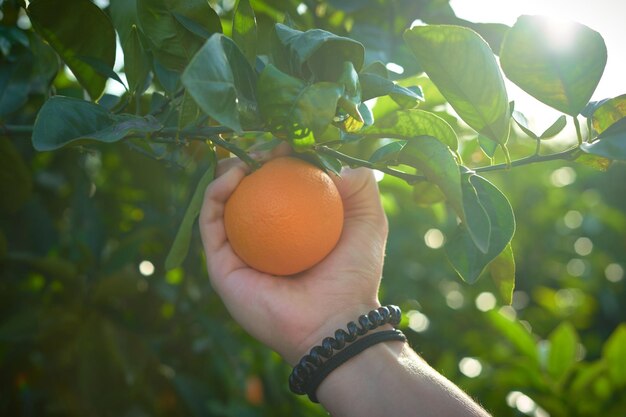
[154,126,261,170]
[209,135,261,170]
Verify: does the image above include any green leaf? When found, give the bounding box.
[77,56,126,91]
[446,174,515,283]
[293,83,345,133]
[337,61,363,123]
[512,111,538,139]
[514,113,567,140]
[124,25,151,95]
[500,15,607,116]
[404,25,510,144]
[172,12,213,39]
[27,0,116,100]
[511,110,539,139]
[575,153,612,171]
[181,34,257,132]
[540,115,567,139]
[361,61,389,78]
[571,362,608,394]
[547,322,579,381]
[0,138,32,213]
[257,64,305,131]
[602,324,626,388]
[397,136,463,218]
[32,96,162,151]
[271,23,365,81]
[165,152,216,270]
[591,94,626,134]
[460,173,491,254]
[109,0,138,46]
[581,117,626,160]
[412,180,446,207]
[463,22,511,55]
[369,141,407,163]
[257,64,343,138]
[178,90,201,130]
[137,0,222,71]
[359,73,424,107]
[153,58,180,94]
[361,109,458,151]
[0,48,33,116]
[358,102,374,127]
[487,310,538,362]
[489,243,515,305]
[478,134,498,158]
[233,0,257,65]
[316,153,343,176]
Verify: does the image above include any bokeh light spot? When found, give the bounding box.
[459,357,482,378]
[407,310,430,333]
[605,263,624,282]
[446,290,464,309]
[385,62,404,75]
[475,292,496,312]
[424,228,445,249]
[550,167,576,187]
[139,260,155,277]
[574,237,593,256]
[566,258,585,276]
[296,3,308,15]
[563,210,583,229]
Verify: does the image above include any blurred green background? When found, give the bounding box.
[1,0,625,416]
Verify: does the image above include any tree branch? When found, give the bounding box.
[315,145,425,184]
[2,125,34,134]
[153,127,261,170]
[473,146,580,173]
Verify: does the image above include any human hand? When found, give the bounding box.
[199,155,389,365]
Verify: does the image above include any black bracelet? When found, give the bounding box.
[303,329,407,403]
[288,305,402,398]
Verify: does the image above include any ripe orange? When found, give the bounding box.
[224,156,344,276]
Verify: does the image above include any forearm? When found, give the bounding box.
[316,340,490,417]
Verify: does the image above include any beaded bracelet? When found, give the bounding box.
[304,329,406,402]
[288,305,403,401]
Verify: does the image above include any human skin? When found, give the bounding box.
[199,155,490,416]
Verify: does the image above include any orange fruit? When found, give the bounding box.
[224,156,344,276]
[245,375,264,405]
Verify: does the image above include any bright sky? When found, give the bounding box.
[450,0,625,131]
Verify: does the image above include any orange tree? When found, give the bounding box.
[1,0,625,415]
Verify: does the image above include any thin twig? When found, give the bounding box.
[2,125,34,134]
[574,116,583,145]
[474,147,580,173]
[315,145,425,184]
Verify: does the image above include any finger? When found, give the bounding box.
[199,162,248,277]
[216,156,249,178]
[249,141,293,162]
[334,167,384,215]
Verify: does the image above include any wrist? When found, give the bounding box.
[288,305,404,402]
[288,301,382,365]
[316,336,407,405]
